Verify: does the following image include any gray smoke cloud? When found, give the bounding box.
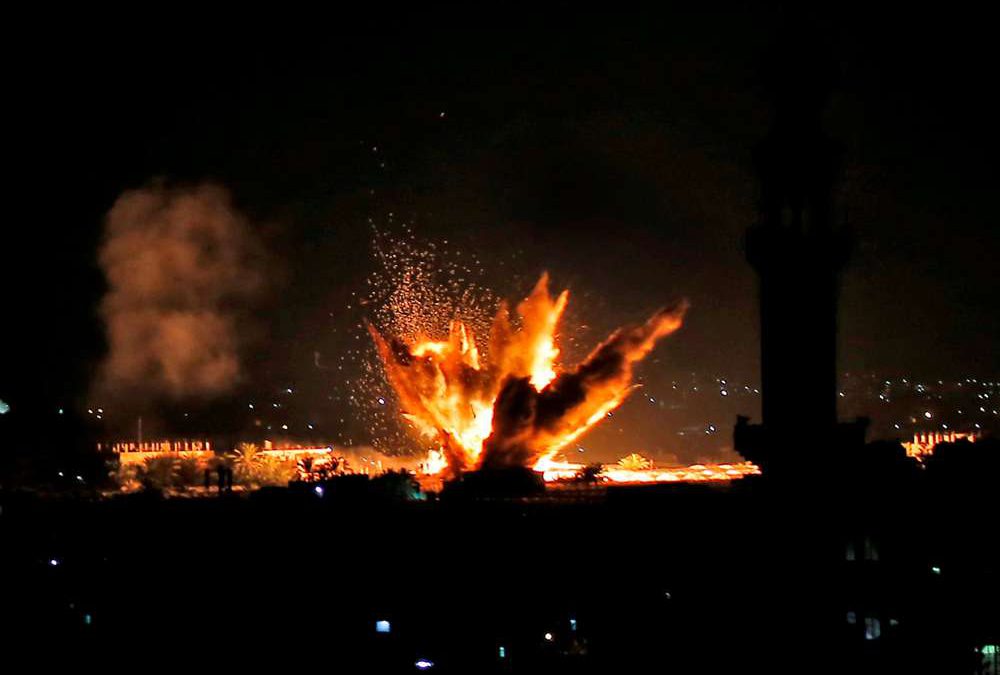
[96,183,265,401]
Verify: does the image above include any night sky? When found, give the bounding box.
[3,6,997,461]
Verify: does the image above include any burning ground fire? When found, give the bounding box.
[369,273,716,482]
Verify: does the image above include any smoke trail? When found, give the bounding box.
[481,300,689,470]
[96,183,264,402]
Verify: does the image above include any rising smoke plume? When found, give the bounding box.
[96,183,265,402]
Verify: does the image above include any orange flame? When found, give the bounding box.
[369,274,688,477]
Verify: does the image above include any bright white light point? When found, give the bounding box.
[49,559,59,566]
[543,632,553,642]
[924,411,932,419]
[58,472,64,477]
[720,390,728,397]
[286,388,293,394]
[314,486,324,497]
[248,404,254,409]
[76,475,83,481]
[0,400,10,414]
[439,111,446,118]
[58,408,64,415]
[415,660,434,670]
[281,424,288,431]
[377,397,386,405]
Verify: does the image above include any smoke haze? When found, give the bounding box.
[96,183,265,403]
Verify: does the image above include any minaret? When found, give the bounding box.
[736,29,859,473]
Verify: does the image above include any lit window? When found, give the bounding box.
[863,536,879,562]
[845,541,856,562]
[864,617,881,640]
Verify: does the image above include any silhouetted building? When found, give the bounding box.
[735,29,867,475]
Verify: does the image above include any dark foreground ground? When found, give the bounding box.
[1,475,997,674]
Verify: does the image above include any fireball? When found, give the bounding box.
[369,274,688,478]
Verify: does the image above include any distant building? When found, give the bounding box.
[901,431,979,460]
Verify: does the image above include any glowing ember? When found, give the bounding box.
[369,273,688,477]
[536,459,761,483]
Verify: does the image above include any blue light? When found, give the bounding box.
[569,618,577,631]
[498,646,506,659]
[415,659,434,670]
[314,486,325,497]
[375,619,391,633]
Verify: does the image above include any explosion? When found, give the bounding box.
[369,274,688,477]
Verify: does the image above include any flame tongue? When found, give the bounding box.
[369,273,688,477]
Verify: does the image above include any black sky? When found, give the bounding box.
[2,6,998,457]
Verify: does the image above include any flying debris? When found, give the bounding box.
[369,273,688,477]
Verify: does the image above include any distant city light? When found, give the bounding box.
[924,411,932,419]
[0,399,9,415]
[931,566,941,575]
[415,659,434,670]
[58,408,64,415]
[377,397,386,405]
[49,558,59,567]
[375,620,391,633]
[314,486,324,498]
[569,618,577,631]
[498,646,506,659]
[543,632,554,642]
[83,614,92,626]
